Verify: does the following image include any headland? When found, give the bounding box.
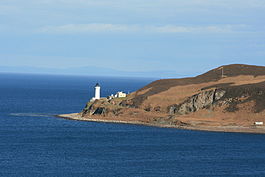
[58,64,265,134]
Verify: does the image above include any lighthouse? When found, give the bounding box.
[94,83,101,100]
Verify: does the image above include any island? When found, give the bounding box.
[58,64,265,133]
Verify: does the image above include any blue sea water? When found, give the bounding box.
[1,73,265,177]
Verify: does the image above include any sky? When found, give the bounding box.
[0,0,265,78]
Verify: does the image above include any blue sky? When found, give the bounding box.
[0,0,264,78]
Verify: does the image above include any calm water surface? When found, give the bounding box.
[1,73,265,177]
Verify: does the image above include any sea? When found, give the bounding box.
[1,73,265,177]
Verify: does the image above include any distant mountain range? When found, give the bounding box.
[0,65,183,78]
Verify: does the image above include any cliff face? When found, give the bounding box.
[81,64,265,126]
[169,89,226,115]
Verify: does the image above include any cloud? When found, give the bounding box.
[0,5,19,14]
[148,25,240,33]
[38,24,140,33]
[38,23,245,34]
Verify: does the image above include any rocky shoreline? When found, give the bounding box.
[57,113,265,134]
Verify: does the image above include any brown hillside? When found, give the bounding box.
[126,64,265,109]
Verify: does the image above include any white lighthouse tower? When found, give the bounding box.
[94,83,101,100]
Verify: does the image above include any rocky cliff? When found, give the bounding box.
[168,89,226,115]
